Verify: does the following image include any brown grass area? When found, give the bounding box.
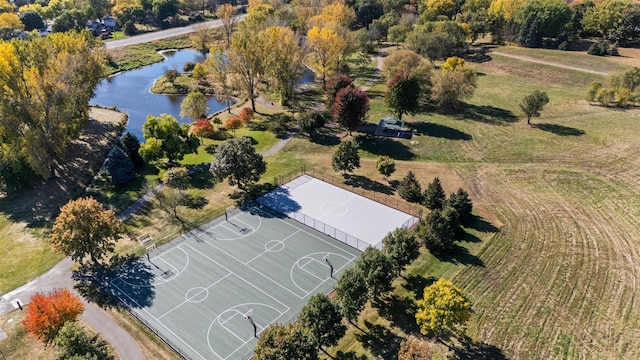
[608,47,640,67]
[0,310,56,360]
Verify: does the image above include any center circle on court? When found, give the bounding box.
[319,202,348,217]
[185,287,209,303]
[265,240,285,252]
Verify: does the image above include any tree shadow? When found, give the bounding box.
[343,174,395,195]
[249,113,296,139]
[309,129,341,146]
[373,293,420,335]
[334,351,368,360]
[355,135,416,160]
[356,322,402,360]
[451,337,510,360]
[535,123,585,136]
[183,193,208,209]
[449,104,518,125]
[462,47,493,63]
[188,166,216,189]
[252,187,302,214]
[403,274,437,300]
[408,121,472,140]
[468,215,500,234]
[431,244,485,267]
[73,254,155,309]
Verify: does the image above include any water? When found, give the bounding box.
[91,48,316,140]
[91,49,226,139]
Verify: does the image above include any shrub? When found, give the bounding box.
[183,61,196,72]
[123,21,136,36]
[55,322,114,360]
[204,144,218,155]
[397,171,423,203]
[192,63,207,80]
[163,167,189,190]
[298,110,328,134]
[224,116,243,135]
[164,68,180,82]
[376,156,396,178]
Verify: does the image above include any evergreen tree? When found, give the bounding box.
[417,208,458,253]
[106,146,135,186]
[119,132,145,170]
[423,177,446,210]
[397,171,423,203]
[446,188,474,225]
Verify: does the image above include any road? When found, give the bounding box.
[105,15,245,50]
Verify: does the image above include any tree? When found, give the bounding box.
[398,171,423,203]
[180,91,209,122]
[120,132,145,170]
[446,188,474,225]
[382,49,432,92]
[386,70,422,120]
[217,3,237,48]
[55,322,114,360]
[106,146,135,186]
[355,246,395,301]
[163,167,189,190]
[0,12,23,40]
[239,107,255,125]
[260,26,305,105]
[420,0,455,22]
[616,6,640,43]
[18,9,43,31]
[325,73,353,113]
[254,323,318,360]
[417,207,458,253]
[306,26,347,86]
[416,278,470,337]
[50,197,123,266]
[152,0,179,24]
[376,156,396,179]
[140,114,199,163]
[514,0,572,40]
[398,335,433,360]
[298,294,346,353]
[519,90,549,125]
[23,289,85,344]
[333,86,369,135]
[190,118,215,139]
[335,267,368,323]
[332,139,360,174]
[0,32,105,180]
[423,177,446,210]
[382,227,420,277]
[210,136,267,191]
[431,57,477,108]
[204,47,233,113]
[224,116,243,136]
[228,29,266,112]
[581,0,635,40]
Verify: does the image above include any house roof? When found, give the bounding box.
[378,117,403,130]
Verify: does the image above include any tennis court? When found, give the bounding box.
[110,205,360,360]
[258,174,420,249]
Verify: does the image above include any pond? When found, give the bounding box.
[91,48,316,140]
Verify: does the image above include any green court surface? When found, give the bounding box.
[110,204,361,360]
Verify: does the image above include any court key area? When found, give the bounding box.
[110,205,360,360]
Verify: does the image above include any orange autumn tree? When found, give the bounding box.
[190,118,216,139]
[23,288,85,344]
[224,116,243,136]
[239,107,254,125]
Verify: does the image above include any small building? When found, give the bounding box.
[102,16,116,29]
[375,117,413,139]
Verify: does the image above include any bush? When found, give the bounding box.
[376,156,396,178]
[164,68,180,82]
[188,12,204,23]
[298,110,328,134]
[55,322,114,360]
[204,144,218,155]
[587,41,616,56]
[423,177,446,210]
[192,63,207,80]
[0,153,40,192]
[397,171,423,203]
[183,61,196,72]
[123,21,136,36]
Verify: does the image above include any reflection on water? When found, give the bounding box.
[91,49,224,139]
[91,49,316,140]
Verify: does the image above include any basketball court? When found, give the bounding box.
[257,174,419,249]
[109,205,360,360]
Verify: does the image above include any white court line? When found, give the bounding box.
[183,244,290,312]
[112,247,189,288]
[290,252,357,298]
[250,205,361,258]
[245,229,301,264]
[299,259,325,281]
[316,194,357,222]
[200,233,307,299]
[157,273,232,320]
[111,280,208,360]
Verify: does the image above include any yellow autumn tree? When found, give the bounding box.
[260,26,305,104]
[216,3,237,48]
[308,2,355,32]
[416,279,471,338]
[0,32,106,180]
[306,26,347,85]
[488,0,526,21]
[0,12,23,39]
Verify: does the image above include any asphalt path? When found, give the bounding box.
[105,15,245,50]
